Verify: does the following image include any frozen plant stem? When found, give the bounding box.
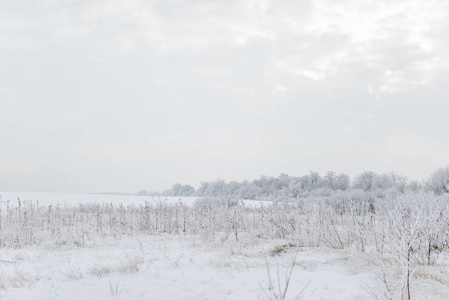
[261,244,308,300]
[109,281,123,296]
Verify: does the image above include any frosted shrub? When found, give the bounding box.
[0,193,447,265]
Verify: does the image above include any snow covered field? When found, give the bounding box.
[0,191,267,208]
[0,234,375,300]
[0,191,200,207]
[0,191,448,299]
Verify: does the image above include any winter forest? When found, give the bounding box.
[1,167,449,299]
[162,168,434,198]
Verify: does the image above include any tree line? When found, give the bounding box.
[154,166,449,199]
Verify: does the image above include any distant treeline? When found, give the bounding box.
[134,167,448,199]
[144,167,448,199]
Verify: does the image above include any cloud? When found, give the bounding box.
[1,0,449,192]
[4,0,447,96]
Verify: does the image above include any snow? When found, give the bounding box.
[0,191,199,207]
[0,191,267,207]
[0,235,375,300]
[0,191,448,299]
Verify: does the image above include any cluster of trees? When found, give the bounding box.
[160,166,449,199]
[162,172,347,198]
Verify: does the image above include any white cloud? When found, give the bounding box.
[1,0,449,192]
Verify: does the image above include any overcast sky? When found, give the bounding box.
[1,0,448,193]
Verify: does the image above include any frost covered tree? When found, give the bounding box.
[299,171,322,191]
[334,174,350,190]
[166,183,195,196]
[390,173,408,193]
[352,171,377,191]
[178,184,195,196]
[196,180,227,197]
[167,183,183,196]
[322,171,337,189]
[426,166,449,195]
[372,173,393,190]
[322,172,350,190]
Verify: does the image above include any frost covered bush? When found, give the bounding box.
[1,193,448,254]
[0,193,448,295]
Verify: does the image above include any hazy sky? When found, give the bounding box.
[1,0,448,193]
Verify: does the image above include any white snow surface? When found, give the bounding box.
[0,191,198,207]
[0,191,448,299]
[0,234,375,300]
[0,191,266,207]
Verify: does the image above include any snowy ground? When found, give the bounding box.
[0,191,200,207]
[1,191,449,299]
[0,234,376,300]
[0,191,268,208]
